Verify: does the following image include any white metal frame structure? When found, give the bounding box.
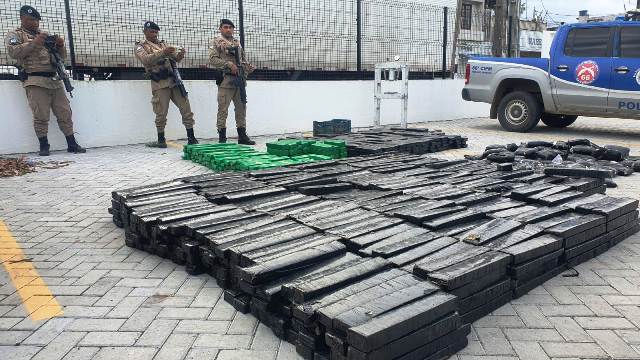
[374,62,409,128]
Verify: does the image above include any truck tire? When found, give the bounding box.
[497,91,542,132]
[541,114,578,128]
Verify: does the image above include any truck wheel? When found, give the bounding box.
[497,91,542,133]
[541,114,578,128]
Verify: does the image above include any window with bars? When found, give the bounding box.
[461,4,473,31]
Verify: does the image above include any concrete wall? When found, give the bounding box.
[0,79,489,154]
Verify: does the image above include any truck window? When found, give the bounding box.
[620,27,640,58]
[564,27,611,57]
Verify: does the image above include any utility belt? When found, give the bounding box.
[146,68,172,82]
[18,70,57,82]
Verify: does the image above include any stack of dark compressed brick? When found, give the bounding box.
[110,150,640,360]
[301,127,468,156]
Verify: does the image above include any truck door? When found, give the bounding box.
[608,25,640,117]
[551,26,613,114]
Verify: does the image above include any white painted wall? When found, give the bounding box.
[0,79,489,154]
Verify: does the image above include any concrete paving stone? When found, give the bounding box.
[227,312,258,335]
[510,341,550,360]
[0,345,42,360]
[83,277,120,296]
[95,262,138,270]
[538,305,595,317]
[208,298,236,321]
[53,296,100,306]
[184,348,220,360]
[473,316,526,328]
[147,262,178,279]
[31,331,85,360]
[567,285,620,295]
[119,307,161,332]
[604,295,640,305]
[127,288,159,297]
[606,277,640,296]
[574,316,637,330]
[135,319,178,346]
[250,323,280,351]
[475,328,515,355]
[216,350,277,360]
[617,329,640,344]
[544,286,582,305]
[175,320,229,334]
[190,287,223,308]
[575,294,621,317]
[0,330,32,345]
[587,329,640,359]
[60,346,100,360]
[78,331,140,346]
[540,342,607,358]
[158,307,211,320]
[503,328,563,342]
[58,305,112,318]
[192,334,252,349]
[0,317,21,330]
[21,317,73,345]
[154,333,197,360]
[92,346,156,360]
[510,294,558,305]
[73,270,109,286]
[66,318,126,332]
[513,305,553,328]
[615,305,640,328]
[114,278,162,288]
[176,278,205,298]
[47,285,89,296]
[491,304,517,316]
[547,317,593,343]
[92,286,132,307]
[143,295,193,308]
[106,296,147,318]
[458,339,485,355]
[275,340,301,360]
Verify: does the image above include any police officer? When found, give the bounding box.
[5,5,85,156]
[135,21,198,148]
[209,19,255,145]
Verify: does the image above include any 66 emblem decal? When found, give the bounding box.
[575,60,599,85]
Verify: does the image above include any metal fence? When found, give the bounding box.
[0,0,492,81]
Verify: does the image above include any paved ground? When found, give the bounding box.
[1,117,640,360]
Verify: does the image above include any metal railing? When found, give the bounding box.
[1,0,494,81]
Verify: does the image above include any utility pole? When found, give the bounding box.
[492,0,507,57]
[637,0,640,10]
[449,0,463,78]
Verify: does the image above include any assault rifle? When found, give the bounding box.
[168,51,188,98]
[228,46,247,104]
[43,35,74,97]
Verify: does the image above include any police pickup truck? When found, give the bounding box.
[462,19,640,132]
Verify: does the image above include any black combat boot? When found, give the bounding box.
[186,128,199,145]
[146,132,168,148]
[38,136,50,156]
[66,135,87,153]
[218,128,227,144]
[237,127,256,145]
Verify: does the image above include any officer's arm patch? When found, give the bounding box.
[9,36,19,45]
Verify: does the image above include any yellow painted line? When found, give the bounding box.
[0,221,63,321]
[166,141,184,150]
